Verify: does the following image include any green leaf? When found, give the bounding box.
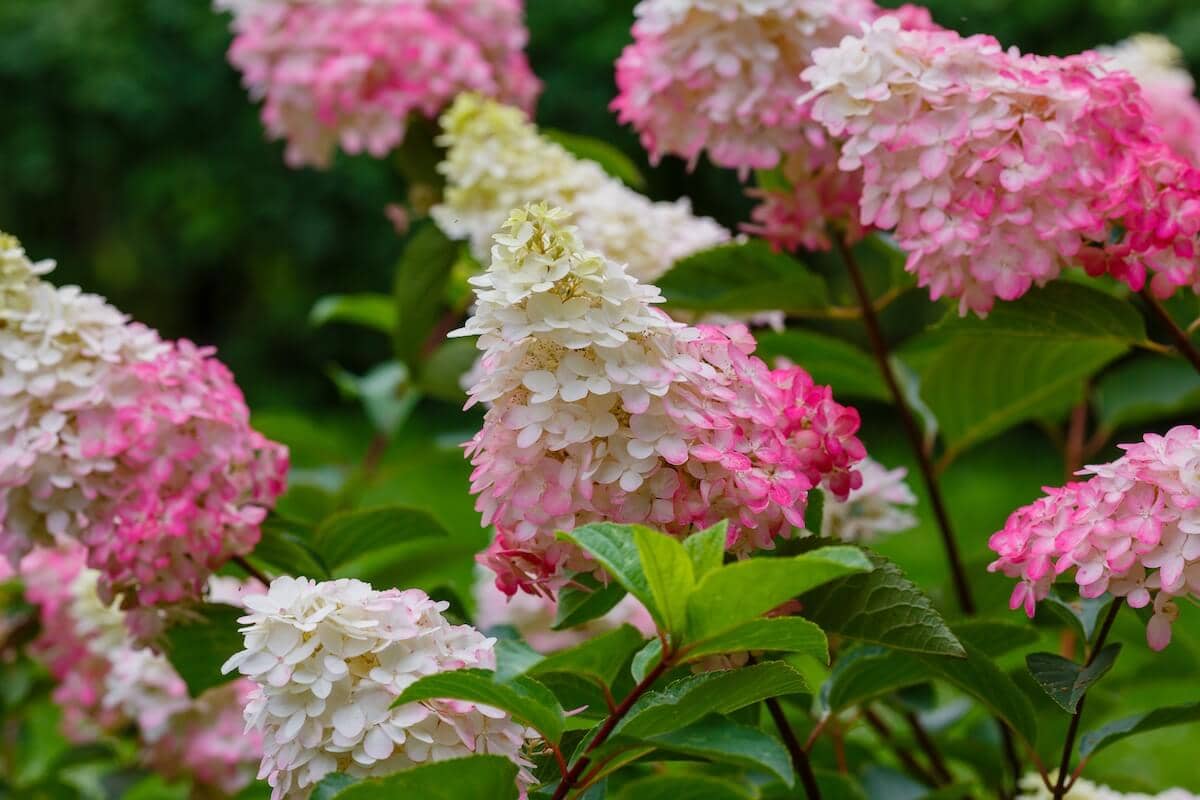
[633,526,694,635]
[390,668,565,743]
[799,555,965,657]
[493,639,544,683]
[755,329,889,402]
[615,775,753,800]
[164,604,244,697]
[312,774,358,800]
[418,337,479,404]
[326,361,419,436]
[1041,593,1112,643]
[683,521,727,581]
[394,222,459,369]
[804,489,825,535]
[314,506,448,573]
[1079,701,1200,758]
[683,617,828,665]
[1093,353,1200,431]
[916,283,1145,460]
[310,293,395,334]
[823,645,927,712]
[631,639,663,684]
[686,546,871,640]
[640,714,794,786]
[559,523,655,616]
[659,241,829,313]
[543,128,647,189]
[616,662,809,739]
[530,625,647,688]
[252,516,329,579]
[329,755,517,800]
[1026,644,1121,713]
[553,574,627,631]
[917,642,1038,747]
[952,619,1040,658]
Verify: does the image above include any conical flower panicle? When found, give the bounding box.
[433,94,729,283]
[462,204,866,596]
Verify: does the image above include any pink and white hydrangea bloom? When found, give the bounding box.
[802,17,1200,315]
[989,425,1200,651]
[818,457,917,543]
[456,204,864,596]
[473,568,655,653]
[1100,34,1200,166]
[0,233,288,637]
[223,576,535,800]
[216,0,539,168]
[21,545,262,795]
[432,94,729,284]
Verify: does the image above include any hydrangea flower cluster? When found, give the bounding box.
[217,0,540,168]
[457,204,865,596]
[21,546,262,795]
[802,17,1200,315]
[817,457,917,543]
[432,94,729,284]
[0,234,288,637]
[222,576,535,800]
[473,569,655,653]
[745,143,865,252]
[1100,35,1200,166]
[989,425,1200,651]
[1018,774,1199,800]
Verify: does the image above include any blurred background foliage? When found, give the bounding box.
[4,0,1200,794]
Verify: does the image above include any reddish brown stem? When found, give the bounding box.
[232,556,271,587]
[1143,292,1200,375]
[765,696,822,799]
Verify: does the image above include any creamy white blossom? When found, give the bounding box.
[1019,774,1199,799]
[820,457,917,543]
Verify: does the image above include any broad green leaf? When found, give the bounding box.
[164,604,244,697]
[633,526,694,635]
[1094,353,1200,431]
[641,715,794,786]
[616,661,809,738]
[530,625,647,688]
[659,241,829,313]
[683,521,727,581]
[615,775,753,800]
[917,642,1038,747]
[799,555,965,657]
[803,489,825,535]
[312,774,357,800]
[916,283,1145,460]
[631,639,663,684]
[327,361,418,436]
[1041,593,1112,643]
[418,338,479,404]
[814,770,870,800]
[1080,701,1200,758]
[823,645,927,712]
[330,755,517,800]
[252,516,329,579]
[389,668,565,743]
[553,574,627,630]
[559,523,655,615]
[952,619,1040,658]
[309,293,395,334]
[683,617,828,665]
[686,546,871,640]
[493,639,544,683]
[315,506,448,573]
[543,128,647,189]
[1026,644,1121,713]
[394,222,458,369]
[755,329,889,402]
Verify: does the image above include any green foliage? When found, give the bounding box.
[754,329,890,402]
[1080,701,1200,758]
[390,668,566,744]
[310,293,396,335]
[314,506,448,573]
[1027,645,1122,713]
[632,715,795,787]
[553,574,628,630]
[163,603,245,697]
[658,241,829,313]
[542,128,647,189]
[328,756,517,800]
[614,775,753,800]
[393,222,459,370]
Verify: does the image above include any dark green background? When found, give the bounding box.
[2,0,1198,412]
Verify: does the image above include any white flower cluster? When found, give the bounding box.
[432,94,729,283]
[0,234,163,564]
[1019,775,1199,800]
[223,576,534,799]
[819,457,917,543]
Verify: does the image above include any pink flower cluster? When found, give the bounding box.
[0,235,287,637]
[458,205,864,597]
[1100,35,1200,166]
[802,17,1200,315]
[21,546,262,795]
[219,0,539,168]
[989,425,1200,650]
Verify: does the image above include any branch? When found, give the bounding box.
[765,696,822,799]
[1142,292,1200,376]
[232,555,272,587]
[834,236,975,615]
